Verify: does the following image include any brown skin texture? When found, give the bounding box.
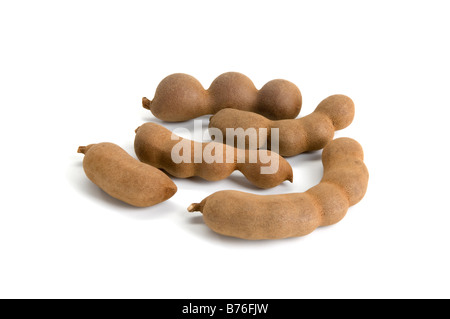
[78,143,177,207]
[142,72,302,122]
[134,123,293,189]
[188,138,369,240]
[209,94,355,156]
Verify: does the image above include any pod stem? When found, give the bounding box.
[77,146,88,154]
[142,97,152,110]
[187,203,202,213]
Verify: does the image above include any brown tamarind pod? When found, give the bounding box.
[209,94,355,156]
[78,143,177,207]
[142,72,302,122]
[134,122,293,189]
[188,138,369,240]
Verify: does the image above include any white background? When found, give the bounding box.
[1,1,449,299]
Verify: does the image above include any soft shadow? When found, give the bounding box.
[170,174,290,192]
[188,215,205,225]
[121,200,181,220]
[66,159,179,219]
[287,150,322,164]
[300,151,323,161]
[67,162,133,210]
[171,176,214,186]
[167,174,247,190]
[225,175,263,191]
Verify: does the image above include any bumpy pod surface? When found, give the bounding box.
[188,138,369,240]
[134,123,293,189]
[78,143,177,207]
[143,72,302,122]
[209,94,355,156]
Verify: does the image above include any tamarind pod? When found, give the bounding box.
[143,72,302,122]
[134,122,293,189]
[188,138,368,240]
[78,143,177,207]
[209,94,355,156]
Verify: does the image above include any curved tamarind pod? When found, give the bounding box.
[142,72,302,122]
[78,143,177,207]
[209,94,355,157]
[188,138,369,240]
[134,122,293,189]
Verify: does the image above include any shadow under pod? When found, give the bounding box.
[66,159,180,220]
[286,150,323,164]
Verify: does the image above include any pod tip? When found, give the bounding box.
[188,203,201,213]
[77,146,87,154]
[142,97,152,110]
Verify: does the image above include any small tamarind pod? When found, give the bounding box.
[78,143,177,207]
[188,138,369,240]
[142,72,302,122]
[209,94,355,156]
[134,122,293,189]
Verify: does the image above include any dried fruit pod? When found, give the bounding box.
[78,143,177,207]
[188,138,369,240]
[134,122,293,189]
[142,72,302,122]
[209,94,355,156]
